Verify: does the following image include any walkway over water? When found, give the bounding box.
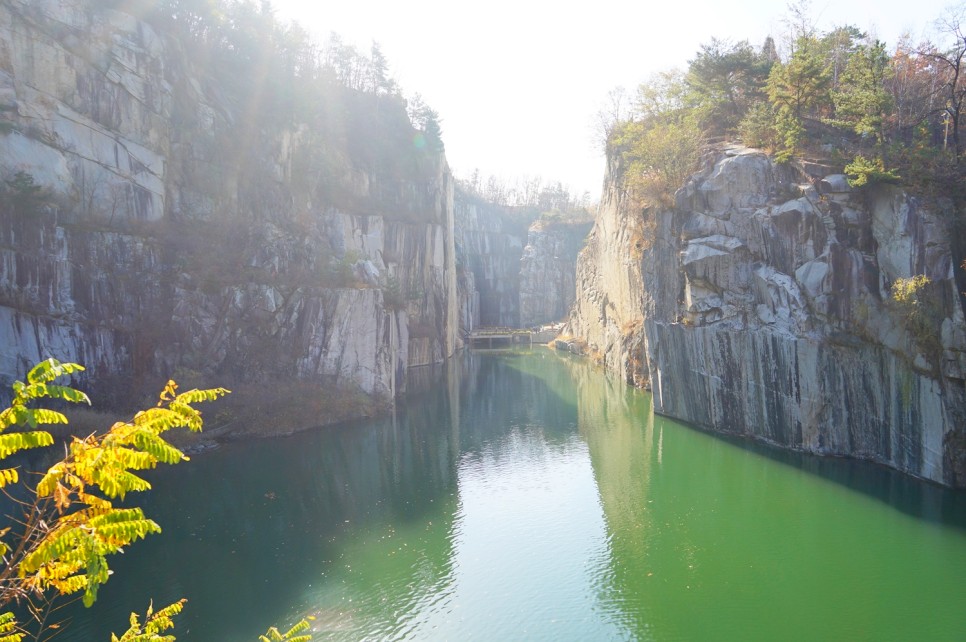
[466,326,558,348]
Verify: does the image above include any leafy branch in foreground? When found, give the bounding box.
[110,599,185,642]
[258,617,314,642]
[0,364,229,612]
[0,358,312,641]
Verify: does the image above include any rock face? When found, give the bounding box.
[454,194,528,329]
[454,193,586,332]
[519,219,591,327]
[564,155,650,387]
[0,0,459,419]
[567,146,966,486]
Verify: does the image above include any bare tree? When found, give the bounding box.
[919,8,966,157]
[592,86,628,150]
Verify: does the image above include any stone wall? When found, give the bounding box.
[454,194,528,329]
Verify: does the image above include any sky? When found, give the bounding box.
[270,0,961,199]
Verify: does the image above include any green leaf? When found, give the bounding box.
[174,387,231,405]
[258,618,313,642]
[27,384,90,405]
[24,408,68,426]
[36,463,65,497]
[112,600,184,642]
[26,359,85,385]
[0,609,23,642]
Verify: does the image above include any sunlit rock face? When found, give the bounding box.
[563,154,650,388]
[0,0,459,412]
[568,145,966,486]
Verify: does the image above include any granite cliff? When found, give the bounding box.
[454,192,588,332]
[454,194,528,329]
[0,0,458,433]
[519,218,591,327]
[566,145,966,486]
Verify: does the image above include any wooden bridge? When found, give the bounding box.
[466,326,560,348]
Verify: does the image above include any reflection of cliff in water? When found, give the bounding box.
[61,375,463,641]
[541,352,658,637]
[457,349,579,454]
[558,348,966,641]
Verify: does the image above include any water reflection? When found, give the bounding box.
[63,371,462,641]
[507,352,658,638]
[55,350,966,642]
[538,350,966,641]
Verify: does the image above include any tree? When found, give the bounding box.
[633,69,690,121]
[890,35,945,142]
[767,35,830,120]
[593,86,629,151]
[367,42,397,95]
[537,181,571,212]
[686,38,772,135]
[832,39,893,148]
[0,359,311,641]
[918,9,966,158]
[766,35,831,159]
[819,25,866,90]
[2,172,45,217]
[423,111,444,151]
[613,72,705,206]
[762,36,779,64]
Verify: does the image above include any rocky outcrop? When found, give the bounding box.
[567,145,966,486]
[0,0,459,423]
[519,219,590,327]
[563,155,650,387]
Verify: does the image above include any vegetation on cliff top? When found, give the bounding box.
[604,3,966,205]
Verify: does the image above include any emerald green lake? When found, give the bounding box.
[65,350,966,640]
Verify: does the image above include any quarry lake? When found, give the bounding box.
[67,350,966,641]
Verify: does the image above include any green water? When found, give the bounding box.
[64,350,966,640]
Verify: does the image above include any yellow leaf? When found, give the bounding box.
[0,468,17,487]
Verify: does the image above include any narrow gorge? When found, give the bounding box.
[1,2,965,640]
[1,0,964,488]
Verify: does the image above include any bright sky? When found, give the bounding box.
[270,0,959,199]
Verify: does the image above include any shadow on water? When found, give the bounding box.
[669,417,966,532]
[510,345,966,531]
